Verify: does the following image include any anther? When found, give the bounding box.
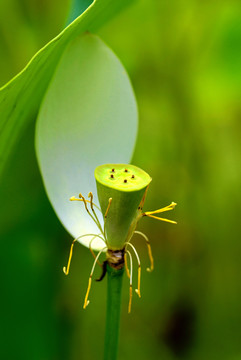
[111,168,115,172]
[124,169,128,172]
[128,285,133,313]
[124,179,127,183]
[110,174,114,179]
[131,175,135,179]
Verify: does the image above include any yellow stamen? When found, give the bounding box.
[83,247,107,309]
[124,252,130,278]
[125,242,141,298]
[126,250,133,314]
[128,285,133,314]
[135,266,141,298]
[146,214,177,224]
[88,192,104,237]
[143,202,177,224]
[77,193,105,235]
[63,233,105,276]
[89,234,105,267]
[79,193,89,212]
[88,192,94,210]
[63,239,76,275]
[70,196,79,201]
[146,241,154,272]
[144,202,177,215]
[69,196,101,211]
[135,231,154,272]
[83,277,92,309]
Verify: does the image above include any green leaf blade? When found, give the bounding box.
[0,0,135,178]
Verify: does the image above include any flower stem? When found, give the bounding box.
[103,264,124,360]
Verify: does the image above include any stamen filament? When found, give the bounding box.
[144,202,177,215]
[63,233,105,275]
[88,192,94,211]
[63,239,76,275]
[89,234,105,267]
[88,192,105,238]
[79,193,104,235]
[125,242,141,298]
[83,247,107,309]
[137,266,141,298]
[134,231,154,272]
[69,196,101,211]
[145,214,177,224]
[129,286,133,314]
[83,277,92,309]
[124,252,130,278]
[126,250,133,314]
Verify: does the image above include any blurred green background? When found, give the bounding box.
[1,0,241,359]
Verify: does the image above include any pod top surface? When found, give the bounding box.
[95,164,152,192]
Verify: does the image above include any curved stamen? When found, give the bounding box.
[63,233,105,275]
[88,192,94,211]
[124,252,130,279]
[88,192,105,238]
[70,196,101,211]
[144,202,177,215]
[83,247,107,309]
[63,240,76,275]
[76,193,105,235]
[125,242,141,298]
[143,202,177,224]
[89,234,106,267]
[134,231,154,272]
[126,250,133,314]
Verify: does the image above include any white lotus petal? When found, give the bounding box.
[35,34,138,251]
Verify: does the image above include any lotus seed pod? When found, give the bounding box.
[95,164,152,250]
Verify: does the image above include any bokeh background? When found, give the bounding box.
[1,0,241,359]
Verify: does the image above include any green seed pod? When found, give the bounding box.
[95,164,152,250]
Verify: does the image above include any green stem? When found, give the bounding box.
[103,264,124,360]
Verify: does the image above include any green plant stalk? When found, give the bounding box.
[104,264,124,360]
